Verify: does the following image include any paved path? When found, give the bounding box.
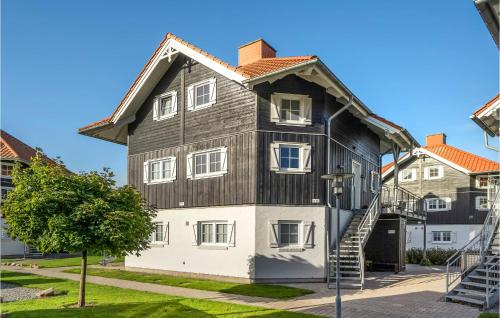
[1,265,481,318]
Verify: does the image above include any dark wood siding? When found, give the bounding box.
[383,156,487,224]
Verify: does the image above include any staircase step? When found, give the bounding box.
[460,281,491,289]
[476,269,500,275]
[454,288,487,297]
[468,275,489,280]
[446,295,485,306]
[330,276,361,281]
[339,271,361,275]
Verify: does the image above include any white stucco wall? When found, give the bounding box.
[406,224,482,250]
[1,218,26,256]
[125,205,256,279]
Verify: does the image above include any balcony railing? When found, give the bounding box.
[381,185,426,219]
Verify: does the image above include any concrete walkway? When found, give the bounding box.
[1,264,481,318]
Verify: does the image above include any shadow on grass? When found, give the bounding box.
[1,271,66,286]
[219,284,313,300]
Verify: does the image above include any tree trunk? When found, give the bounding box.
[78,250,87,307]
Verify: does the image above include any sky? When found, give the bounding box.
[2,0,498,185]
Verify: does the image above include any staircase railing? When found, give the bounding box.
[357,193,381,287]
[445,188,500,295]
[485,253,499,309]
[381,185,425,219]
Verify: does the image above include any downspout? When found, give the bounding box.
[484,131,500,152]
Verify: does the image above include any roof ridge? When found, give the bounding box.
[424,143,499,166]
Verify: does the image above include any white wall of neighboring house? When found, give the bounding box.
[1,218,26,256]
[406,224,482,250]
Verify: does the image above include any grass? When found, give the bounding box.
[2,255,124,268]
[0,271,318,317]
[64,267,313,299]
[479,313,499,318]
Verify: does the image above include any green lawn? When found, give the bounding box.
[1,271,318,318]
[64,267,313,299]
[479,313,499,318]
[2,256,124,268]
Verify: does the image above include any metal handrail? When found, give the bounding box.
[484,253,499,309]
[357,193,381,288]
[445,188,500,295]
[381,184,425,219]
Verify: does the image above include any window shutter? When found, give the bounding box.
[269,220,279,248]
[228,220,236,247]
[170,157,177,180]
[192,222,199,246]
[221,147,228,174]
[153,98,159,121]
[209,78,217,104]
[427,232,433,243]
[172,91,178,114]
[423,167,429,180]
[302,145,312,172]
[143,161,149,183]
[451,231,457,243]
[411,169,417,181]
[438,166,444,178]
[445,197,452,210]
[270,143,280,171]
[187,85,194,111]
[186,154,193,179]
[303,221,314,248]
[163,222,169,244]
[303,97,312,125]
[270,94,280,123]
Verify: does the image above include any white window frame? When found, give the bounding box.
[153,91,177,121]
[432,231,452,244]
[270,93,312,126]
[187,78,217,111]
[269,142,311,174]
[425,197,451,212]
[150,221,169,244]
[278,221,302,247]
[1,163,14,179]
[476,196,489,211]
[424,165,444,180]
[370,171,380,193]
[187,147,228,180]
[476,176,489,189]
[399,168,417,182]
[199,221,229,246]
[143,157,176,184]
[0,186,13,204]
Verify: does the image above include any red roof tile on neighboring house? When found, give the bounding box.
[236,56,317,78]
[0,130,38,162]
[473,94,499,117]
[382,161,395,174]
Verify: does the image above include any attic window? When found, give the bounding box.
[153,91,177,120]
[187,78,217,111]
[270,93,312,126]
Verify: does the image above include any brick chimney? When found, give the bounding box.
[238,39,276,66]
[426,133,447,146]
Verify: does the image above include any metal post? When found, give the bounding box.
[335,194,342,318]
[423,220,427,260]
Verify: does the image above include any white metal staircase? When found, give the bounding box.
[328,193,381,288]
[445,188,500,309]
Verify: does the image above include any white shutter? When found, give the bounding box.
[445,197,452,210]
[303,97,312,125]
[153,98,159,121]
[163,222,169,244]
[221,147,228,174]
[451,231,457,243]
[228,220,236,247]
[172,91,178,114]
[192,222,199,246]
[302,145,312,173]
[170,157,177,181]
[411,169,417,181]
[187,85,194,111]
[269,220,279,248]
[423,167,429,180]
[438,166,444,178]
[270,143,280,171]
[186,153,193,179]
[209,78,217,104]
[143,161,149,183]
[303,221,314,248]
[270,94,280,123]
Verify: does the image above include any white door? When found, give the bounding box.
[351,160,362,209]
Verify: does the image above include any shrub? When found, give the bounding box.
[406,248,423,264]
[406,247,457,265]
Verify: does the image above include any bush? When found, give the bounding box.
[406,247,457,266]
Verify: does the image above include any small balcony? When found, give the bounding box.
[381,185,426,221]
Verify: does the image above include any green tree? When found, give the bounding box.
[3,153,156,307]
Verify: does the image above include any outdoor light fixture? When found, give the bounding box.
[321,172,354,318]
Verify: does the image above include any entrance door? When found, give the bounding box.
[351,160,362,210]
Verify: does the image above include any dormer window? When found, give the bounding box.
[270,93,312,126]
[153,91,177,120]
[187,78,217,111]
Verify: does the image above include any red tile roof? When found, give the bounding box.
[1,130,38,162]
[382,144,499,175]
[236,56,316,78]
[473,94,499,116]
[78,116,112,131]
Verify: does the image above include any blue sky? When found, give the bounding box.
[2,0,498,185]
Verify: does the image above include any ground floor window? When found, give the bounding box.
[476,196,489,211]
[200,221,228,244]
[432,231,451,243]
[151,222,168,243]
[279,222,300,246]
[425,197,451,212]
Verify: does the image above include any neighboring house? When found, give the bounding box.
[79,33,418,283]
[473,0,499,49]
[470,94,499,151]
[382,133,499,250]
[0,130,39,257]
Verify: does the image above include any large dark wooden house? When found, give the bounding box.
[80,33,419,284]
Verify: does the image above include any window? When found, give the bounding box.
[432,231,452,243]
[1,164,13,177]
[187,147,227,180]
[425,166,443,180]
[370,171,380,193]
[143,157,176,184]
[279,222,300,246]
[187,78,217,111]
[150,222,168,244]
[477,176,489,188]
[200,222,229,245]
[270,142,311,174]
[476,196,489,211]
[426,198,451,212]
[399,169,416,182]
[1,188,12,204]
[270,93,312,126]
[153,91,177,120]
